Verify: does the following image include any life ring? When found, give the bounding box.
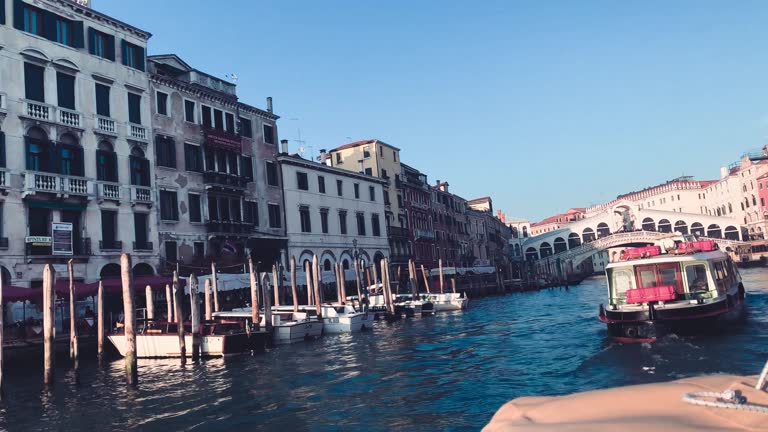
[625,326,639,338]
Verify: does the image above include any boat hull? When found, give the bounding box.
[600,293,746,341]
[424,293,469,311]
[322,313,374,334]
[107,333,255,358]
[272,321,323,344]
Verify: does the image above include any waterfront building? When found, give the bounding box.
[147,55,285,273]
[278,151,390,272]
[466,196,512,269]
[431,181,470,267]
[327,139,408,264]
[401,163,435,268]
[0,0,157,286]
[530,208,586,236]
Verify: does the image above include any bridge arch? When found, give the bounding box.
[691,222,705,236]
[658,219,672,233]
[707,224,722,239]
[525,247,538,261]
[641,217,655,231]
[553,237,567,253]
[540,242,553,258]
[582,228,596,243]
[674,220,688,234]
[724,226,739,240]
[596,222,610,238]
[568,232,581,249]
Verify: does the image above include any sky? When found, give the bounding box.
[97,0,768,222]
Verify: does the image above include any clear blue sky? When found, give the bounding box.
[98,0,768,222]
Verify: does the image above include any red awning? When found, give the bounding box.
[2,276,182,303]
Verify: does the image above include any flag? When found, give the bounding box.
[222,240,238,256]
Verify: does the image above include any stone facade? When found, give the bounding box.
[401,163,435,267]
[431,181,470,267]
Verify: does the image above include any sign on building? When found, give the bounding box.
[52,222,73,256]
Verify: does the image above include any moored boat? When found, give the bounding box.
[422,292,469,311]
[599,238,746,341]
[274,304,374,334]
[224,308,323,344]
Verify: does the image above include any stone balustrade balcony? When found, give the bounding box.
[23,172,92,199]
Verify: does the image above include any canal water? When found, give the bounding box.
[2,268,768,431]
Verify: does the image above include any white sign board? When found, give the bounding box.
[52,222,73,256]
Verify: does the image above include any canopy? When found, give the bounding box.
[1,275,182,304]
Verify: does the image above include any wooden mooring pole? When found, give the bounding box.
[97,281,104,359]
[43,264,55,386]
[312,256,322,317]
[165,283,174,322]
[249,258,260,328]
[173,271,186,364]
[451,277,457,294]
[204,279,212,321]
[121,254,137,385]
[262,273,273,332]
[290,257,298,313]
[272,264,280,307]
[439,258,444,294]
[211,262,220,312]
[0,268,4,398]
[305,261,313,306]
[67,259,79,369]
[145,285,155,321]
[339,263,347,303]
[353,260,362,303]
[421,265,431,294]
[189,274,201,362]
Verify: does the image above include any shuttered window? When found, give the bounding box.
[121,39,145,71]
[56,72,75,109]
[95,83,110,117]
[127,93,141,124]
[188,193,201,223]
[24,62,45,102]
[88,28,115,60]
[184,144,203,172]
[155,136,176,168]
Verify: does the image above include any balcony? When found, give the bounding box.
[24,100,52,121]
[0,237,8,249]
[97,182,122,202]
[22,101,85,129]
[0,168,9,190]
[130,186,152,206]
[23,172,92,199]
[388,226,409,239]
[128,123,148,141]
[206,220,254,235]
[133,241,153,251]
[203,171,249,191]
[58,108,81,128]
[99,240,122,251]
[95,116,117,135]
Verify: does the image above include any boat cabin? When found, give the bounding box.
[606,250,739,308]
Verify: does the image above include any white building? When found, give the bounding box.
[277,151,390,273]
[0,0,158,287]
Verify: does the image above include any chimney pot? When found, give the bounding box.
[266,97,273,113]
[280,139,288,154]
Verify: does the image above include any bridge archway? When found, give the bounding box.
[724,226,739,240]
[658,219,672,233]
[707,224,722,239]
[691,222,705,236]
[568,232,581,249]
[582,228,596,243]
[596,223,610,238]
[553,237,567,253]
[674,220,688,235]
[540,242,553,258]
[641,217,655,231]
[525,247,538,261]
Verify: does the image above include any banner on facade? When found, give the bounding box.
[25,236,52,246]
[52,222,73,256]
[205,128,242,152]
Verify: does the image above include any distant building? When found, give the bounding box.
[467,196,512,270]
[278,152,390,273]
[530,208,586,236]
[432,181,470,267]
[401,163,435,267]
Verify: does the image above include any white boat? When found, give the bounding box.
[320,304,374,333]
[108,321,257,358]
[226,308,324,345]
[423,292,469,311]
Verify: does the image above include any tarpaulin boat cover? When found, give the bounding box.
[483,374,768,432]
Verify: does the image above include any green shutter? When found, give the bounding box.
[87,27,95,54]
[13,0,23,30]
[1,0,6,25]
[105,34,115,61]
[0,132,5,168]
[136,45,145,71]
[72,20,83,48]
[120,39,127,66]
[42,10,56,41]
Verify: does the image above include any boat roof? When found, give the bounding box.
[606,250,728,269]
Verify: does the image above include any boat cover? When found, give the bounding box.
[484,374,768,432]
[626,285,676,303]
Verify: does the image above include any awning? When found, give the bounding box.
[1,275,183,304]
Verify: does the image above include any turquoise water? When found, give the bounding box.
[2,268,767,431]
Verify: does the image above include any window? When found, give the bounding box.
[184,144,203,172]
[369,186,376,201]
[155,136,176,168]
[225,113,235,134]
[184,100,195,123]
[339,210,348,235]
[121,40,145,71]
[365,168,372,176]
[320,209,329,233]
[213,109,223,130]
[95,83,110,117]
[300,206,312,232]
[128,93,141,124]
[21,4,44,35]
[194,242,205,259]
[381,169,388,178]
[336,179,343,196]
[244,201,258,225]
[372,213,381,236]
[96,145,117,181]
[160,190,179,221]
[0,132,5,169]
[354,183,360,199]
[239,117,252,138]
[363,147,371,158]
[266,161,279,186]
[241,156,253,180]
[393,150,397,161]
[165,241,177,264]
[297,172,309,190]
[129,150,150,186]
[268,203,281,228]
[335,153,342,164]
[188,193,201,223]
[230,199,241,222]
[133,213,149,248]
[356,212,366,235]
[56,72,75,110]
[101,210,117,248]
[156,91,168,115]
[263,124,275,144]
[201,105,212,128]
[685,264,709,293]
[55,17,72,46]
[88,28,115,61]
[24,63,45,102]
[227,153,239,175]
[59,145,83,176]
[318,176,326,193]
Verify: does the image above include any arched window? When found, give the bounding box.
[342,259,349,270]
[323,259,332,271]
[26,127,52,172]
[58,133,83,176]
[97,141,118,182]
[130,147,150,186]
[753,195,757,206]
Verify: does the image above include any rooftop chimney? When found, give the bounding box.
[436,179,441,186]
[266,97,273,113]
[280,139,288,154]
[319,149,328,165]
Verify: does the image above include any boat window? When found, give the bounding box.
[609,268,635,302]
[685,264,709,293]
[637,268,657,288]
[659,267,679,291]
[713,262,727,281]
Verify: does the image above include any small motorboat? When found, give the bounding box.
[599,237,746,341]
[318,304,374,333]
[422,292,469,311]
